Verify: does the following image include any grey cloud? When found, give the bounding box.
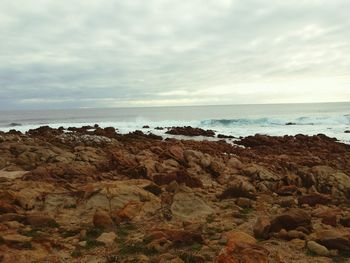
[0,0,350,109]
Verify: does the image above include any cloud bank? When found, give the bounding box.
[1,0,350,109]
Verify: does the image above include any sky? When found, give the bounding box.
[1,0,350,110]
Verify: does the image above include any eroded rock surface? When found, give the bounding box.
[0,127,349,262]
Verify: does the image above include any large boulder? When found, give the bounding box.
[171,187,214,221]
[269,208,311,233]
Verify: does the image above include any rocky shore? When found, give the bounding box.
[0,126,349,263]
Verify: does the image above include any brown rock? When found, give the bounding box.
[26,213,58,228]
[340,216,350,227]
[154,169,203,188]
[0,200,17,214]
[253,216,271,239]
[215,231,269,263]
[316,230,350,251]
[93,209,114,230]
[269,208,311,233]
[219,180,256,200]
[298,193,331,206]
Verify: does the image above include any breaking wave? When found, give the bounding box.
[200,115,350,127]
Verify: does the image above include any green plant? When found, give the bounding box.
[85,239,104,249]
[116,223,136,239]
[189,243,202,252]
[332,251,350,262]
[71,249,82,258]
[20,228,42,238]
[179,252,197,263]
[86,227,103,239]
[64,204,77,209]
[306,249,317,257]
[60,229,80,238]
[118,240,157,256]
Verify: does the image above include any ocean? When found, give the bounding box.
[0,102,349,143]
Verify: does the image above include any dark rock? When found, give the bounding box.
[165,126,215,137]
[298,193,331,206]
[153,169,203,188]
[269,208,311,233]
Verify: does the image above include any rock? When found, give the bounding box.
[269,208,311,233]
[2,233,32,243]
[219,179,256,200]
[168,145,185,162]
[96,232,117,246]
[277,197,298,208]
[242,164,279,181]
[224,231,256,248]
[26,213,58,228]
[113,200,143,222]
[340,216,350,227]
[298,193,331,206]
[236,198,252,208]
[215,231,269,263]
[93,210,114,230]
[4,221,24,229]
[154,169,203,188]
[307,241,329,256]
[276,185,298,196]
[253,216,271,239]
[316,230,350,251]
[0,200,17,214]
[310,166,350,199]
[171,188,214,221]
[165,126,215,137]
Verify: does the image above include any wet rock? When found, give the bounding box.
[166,126,215,137]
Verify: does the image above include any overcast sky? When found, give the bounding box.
[1,0,350,109]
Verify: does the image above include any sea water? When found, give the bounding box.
[0,102,349,143]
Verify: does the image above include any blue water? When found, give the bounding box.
[0,102,349,142]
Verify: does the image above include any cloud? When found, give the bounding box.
[0,0,350,109]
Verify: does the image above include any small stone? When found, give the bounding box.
[4,221,24,229]
[78,241,87,247]
[307,241,329,256]
[2,233,32,244]
[96,232,117,246]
